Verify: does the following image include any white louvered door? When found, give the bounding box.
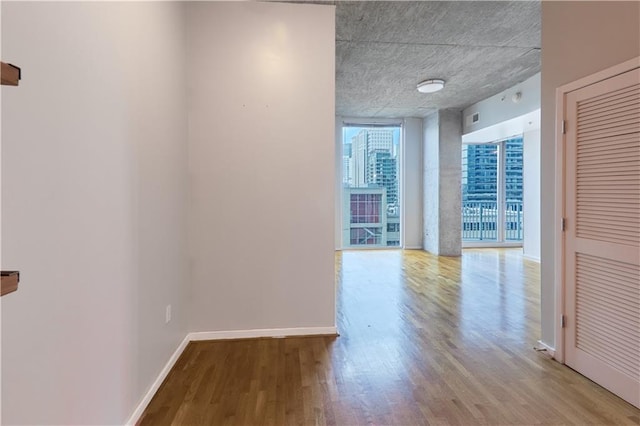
[564,66,640,408]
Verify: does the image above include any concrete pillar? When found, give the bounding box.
[423,113,441,253]
[403,117,424,249]
[422,110,462,256]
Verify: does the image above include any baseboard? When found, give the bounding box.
[125,334,190,426]
[462,242,523,248]
[535,340,556,358]
[188,327,338,341]
[403,246,423,250]
[189,326,338,341]
[523,254,541,262]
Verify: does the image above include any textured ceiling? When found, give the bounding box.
[290,1,541,118]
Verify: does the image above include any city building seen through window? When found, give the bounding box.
[342,125,401,248]
[462,136,524,243]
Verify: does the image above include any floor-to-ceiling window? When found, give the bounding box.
[342,124,402,248]
[462,136,523,245]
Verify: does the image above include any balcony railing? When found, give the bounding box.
[462,201,523,241]
[505,202,524,241]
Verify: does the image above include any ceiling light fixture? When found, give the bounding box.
[417,79,445,93]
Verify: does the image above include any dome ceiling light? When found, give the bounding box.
[417,79,445,93]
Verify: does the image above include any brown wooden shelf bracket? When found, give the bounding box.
[1,61,21,86]
[1,271,20,296]
[1,60,22,296]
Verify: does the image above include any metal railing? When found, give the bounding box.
[505,202,524,241]
[462,201,523,241]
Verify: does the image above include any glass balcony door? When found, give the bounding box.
[462,137,523,246]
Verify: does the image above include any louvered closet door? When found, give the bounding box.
[564,67,640,408]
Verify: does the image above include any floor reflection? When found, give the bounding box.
[141,248,640,425]
[334,248,546,418]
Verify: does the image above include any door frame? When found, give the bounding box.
[554,56,640,364]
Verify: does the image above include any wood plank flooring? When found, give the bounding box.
[139,249,640,425]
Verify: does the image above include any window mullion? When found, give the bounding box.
[498,141,506,243]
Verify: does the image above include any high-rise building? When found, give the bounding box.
[343,156,353,186]
[367,151,397,205]
[343,142,352,157]
[504,138,523,204]
[462,143,498,204]
[342,186,388,246]
[462,137,523,205]
[342,142,353,186]
[461,137,524,241]
[351,129,394,187]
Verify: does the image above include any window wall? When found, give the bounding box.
[342,125,402,248]
[462,136,524,245]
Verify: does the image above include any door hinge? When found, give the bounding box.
[561,315,566,328]
[562,120,567,134]
[561,218,566,232]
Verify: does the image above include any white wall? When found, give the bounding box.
[186,2,336,333]
[463,73,540,136]
[462,109,540,144]
[1,3,189,424]
[540,1,640,349]
[403,118,423,249]
[523,129,541,261]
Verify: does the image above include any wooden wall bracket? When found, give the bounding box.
[1,271,20,296]
[1,61,21,86]
[1,60,22,295]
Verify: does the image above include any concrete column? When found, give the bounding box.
[423,113,440,253]
[403,117,424,249]
[422,110,462,256]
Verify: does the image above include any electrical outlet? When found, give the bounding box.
[165,305,172,324]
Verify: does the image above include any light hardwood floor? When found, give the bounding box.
[139,249,640,425]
